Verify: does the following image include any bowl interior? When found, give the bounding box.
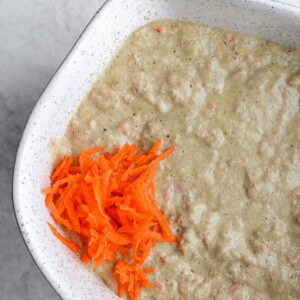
[13,0,300,299]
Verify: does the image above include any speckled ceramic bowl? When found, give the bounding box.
[13,0,300,299]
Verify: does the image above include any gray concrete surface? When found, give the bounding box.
[0,1,105,299]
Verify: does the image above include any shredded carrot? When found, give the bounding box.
[44,139,177,299]
[114,260,154,300]
[207,102,222,114]
[154,27,164,34]
[48,223,79,253]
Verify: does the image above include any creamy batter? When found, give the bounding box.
[52,20,300,299]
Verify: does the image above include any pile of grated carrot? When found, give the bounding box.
[44,139,178,300]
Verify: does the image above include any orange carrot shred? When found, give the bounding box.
[154,27,164,33]
[150,146,175,165]
[51,156,73,183]
[148,139,162,155]
[48,223,79,253]
[43,139,177,300]
[80,251,90,262]
[83,146,102,155]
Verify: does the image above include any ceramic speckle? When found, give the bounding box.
[13,0,300,299]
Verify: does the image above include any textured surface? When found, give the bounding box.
[56,19,300,299]
[0,1,105,299]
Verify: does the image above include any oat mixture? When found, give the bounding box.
[52,20,300,299]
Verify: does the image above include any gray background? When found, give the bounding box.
[1,0,299,300]
[0,1,105,299]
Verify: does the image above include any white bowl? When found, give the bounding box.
[13,0,300,299]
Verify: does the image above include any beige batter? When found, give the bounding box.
[52,20,300,299]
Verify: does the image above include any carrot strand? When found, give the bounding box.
[48,223,79,252]
[43,139,176,300]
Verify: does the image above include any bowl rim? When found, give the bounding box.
[12,0,111,298]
